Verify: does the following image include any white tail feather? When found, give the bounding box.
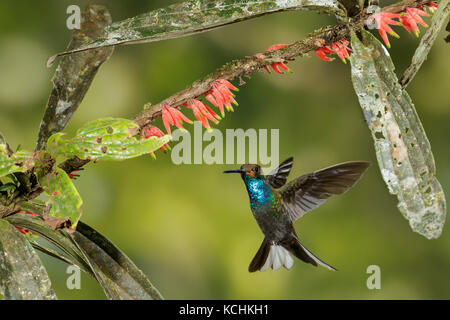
[297,241,336,271]
[260,245,294,271]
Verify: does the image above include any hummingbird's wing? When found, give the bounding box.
[264,157,294,189]
[280,161,370,222]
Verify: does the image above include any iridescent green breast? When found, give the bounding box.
[243,176,290,240]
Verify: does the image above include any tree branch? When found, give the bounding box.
[133,0,430,129]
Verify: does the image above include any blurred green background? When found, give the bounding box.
[0,0,449,299]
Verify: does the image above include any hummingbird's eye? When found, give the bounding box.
[253,166,259,173]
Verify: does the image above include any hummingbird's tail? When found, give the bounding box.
[248,238,294,272]
[248,236,336,272]
[284,235,336,271]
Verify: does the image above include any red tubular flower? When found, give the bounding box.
[329,40,352,63]
[400,7,429,36]
[399,14,418,35]
[255,44,292,74]
[205,79,239,117]
[161,104,192,134]
[142,125,170,159]
[184,99,220,131]
[315,46,335,61]
[204,90,220,111]
[372,12,402,48]
[314,40,352,63]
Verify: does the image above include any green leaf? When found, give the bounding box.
[0,183,16,192]
[29,239,91,272]
[350,31,446,239]
[48,0,344,62]
[40,167,83,230]
[0,219,57,300]
[6,212,94,277]
[47,118,171,161]
[0,144,35,178]
[72,222,164,300]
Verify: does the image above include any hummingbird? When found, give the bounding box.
[224,158,369,272]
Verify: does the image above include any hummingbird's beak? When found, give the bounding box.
[223,169,245,174]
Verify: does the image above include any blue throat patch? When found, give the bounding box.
[244,177,273,210]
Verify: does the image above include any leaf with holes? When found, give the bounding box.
[47,118,171,161]
[350,30,446,239]
[40,167,83,231]
[0,144,35,178]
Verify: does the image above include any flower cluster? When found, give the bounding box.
[371,12,402,48]
[161,79,238,134]
[401,7,429,36]
[205,79,239,116]
[255,44,292,74]
[184,99,220,131]
[142,125,171,159]
[161,105,192,134]
[142,79,239,158]
[313,1,437,62]
[315,39,352,63]
[370,1,438,48]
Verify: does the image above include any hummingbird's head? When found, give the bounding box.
[223,164,263,180]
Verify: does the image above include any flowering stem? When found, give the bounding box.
[133,0,431,129]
